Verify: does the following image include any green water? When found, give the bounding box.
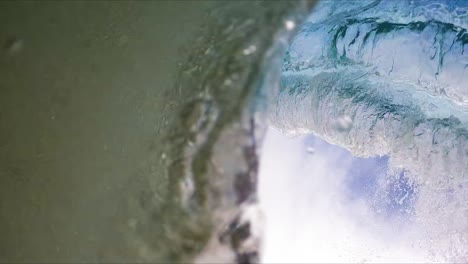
[0,2,212,262]
[0,1,313,262]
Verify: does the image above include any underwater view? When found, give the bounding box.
[0,0,467,263]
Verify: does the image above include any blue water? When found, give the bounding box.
[263,1,468,260]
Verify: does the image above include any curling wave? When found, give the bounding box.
[269,0,468,261]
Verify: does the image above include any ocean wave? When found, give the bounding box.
[269,0,468,261]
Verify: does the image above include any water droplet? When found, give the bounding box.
[285,20,295,30]
[306,146,315,154]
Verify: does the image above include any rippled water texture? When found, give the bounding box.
[266,0,468,261]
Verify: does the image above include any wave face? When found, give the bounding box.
[270,0,468,261]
